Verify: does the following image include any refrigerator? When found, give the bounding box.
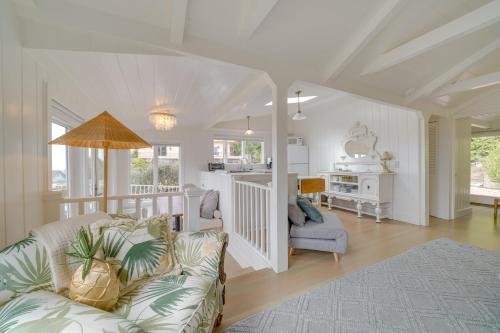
[288,144,309,176]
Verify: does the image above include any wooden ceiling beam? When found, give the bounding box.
[170,0,188,44]
[323,0,405,82]
[433,70,500,97]
[406,38,500,103]
[239,0,279,39]
[362,0,500,75]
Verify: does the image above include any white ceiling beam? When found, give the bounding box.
[406,38,500,103]
[323,0,405,82]
[471,118,491,129]
[433,70,500,97]
[240,0,279,39]
[170,0,188,44]
[204,72,270,129]
[454,86,500,117]
[362,0,500,75]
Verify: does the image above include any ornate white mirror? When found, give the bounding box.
[343,122,377,159]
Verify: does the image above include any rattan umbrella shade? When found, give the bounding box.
[49,111,151,149]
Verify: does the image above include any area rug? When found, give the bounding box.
[225,239,500,333]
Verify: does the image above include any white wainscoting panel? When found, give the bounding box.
[454,117,472,217]
[292,98,425,225]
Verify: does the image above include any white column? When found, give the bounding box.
[183,184,204,232]
[43,191,63,223]
[269,75,291,273]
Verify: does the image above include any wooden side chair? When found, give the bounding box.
[494,198,499,224]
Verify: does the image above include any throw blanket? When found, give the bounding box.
[32,212,111,293]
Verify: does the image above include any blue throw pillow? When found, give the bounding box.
[296,196,324,223]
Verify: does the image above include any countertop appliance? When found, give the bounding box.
[208,162,225,171]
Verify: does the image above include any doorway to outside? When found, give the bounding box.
[128,144,182,216]
[470,135,500,202]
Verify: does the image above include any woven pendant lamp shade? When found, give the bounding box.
[49,111,151,212]
[49,111,150,149]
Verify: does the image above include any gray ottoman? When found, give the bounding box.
[289,211,348,261]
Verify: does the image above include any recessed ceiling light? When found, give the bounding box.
[265,96,317,106]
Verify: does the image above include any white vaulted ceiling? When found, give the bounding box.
[31,50,260,130]
[12,0,500,122]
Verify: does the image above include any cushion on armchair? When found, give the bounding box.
[174,231,228,279]
[297,196,324,223]
[113,275,217,333]
[96,214,181,295]
[0,291,142,333]
[200,190,219,219]
[0,235,53,307]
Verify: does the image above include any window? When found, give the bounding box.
[213,139,264,164]
[51,122,69,191]
[471,136,500,198]
[129,145,180,194]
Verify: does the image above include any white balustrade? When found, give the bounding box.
[233,180,271,259]
[129,184,180,194]
[44,185,203,231]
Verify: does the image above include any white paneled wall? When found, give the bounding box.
[453,117,472,217]
[0,2,96,247]
[1,2,25,247]
[292,98,426,225]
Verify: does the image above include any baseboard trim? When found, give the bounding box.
[455,207,473,218]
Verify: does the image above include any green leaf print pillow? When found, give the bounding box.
[0,235,53,306]
[96,214,181,295]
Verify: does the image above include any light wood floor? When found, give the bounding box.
[215,205,500,332]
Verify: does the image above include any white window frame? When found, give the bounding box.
[213,137,265,164]
[48,100,84,193]
[128,143,182,194]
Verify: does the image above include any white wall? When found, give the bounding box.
[0,2,96,247]
[429,116,453,219]
[453,117,472,218]
[291,97,426,225]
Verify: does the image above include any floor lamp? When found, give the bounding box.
[49,111,151,212]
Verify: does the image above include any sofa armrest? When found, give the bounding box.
[174,231,228,281]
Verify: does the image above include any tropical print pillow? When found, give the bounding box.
[97,215,181,295]
[113,275,217,333]
[0,235,53,307]
[0,290,143,333]
[174,231,228,279]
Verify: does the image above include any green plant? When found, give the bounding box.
[471,136,500,162]
[485,146,500,183]
[66,226,103,279]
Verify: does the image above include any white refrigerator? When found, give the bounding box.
[287,145,309,176]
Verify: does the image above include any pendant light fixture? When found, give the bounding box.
[244,115,254,135]
[149,59,177,131]
[149,104,177,131]
[292,90,306,120]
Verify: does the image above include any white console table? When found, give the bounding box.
[319,171,394,222]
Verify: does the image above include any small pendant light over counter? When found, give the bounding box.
[292,90,306,120]
[244,115,254,135]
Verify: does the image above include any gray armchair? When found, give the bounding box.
[289,211,348,261]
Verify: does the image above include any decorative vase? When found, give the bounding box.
[68,260,119,311]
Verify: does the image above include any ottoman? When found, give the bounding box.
[289,211,348,261]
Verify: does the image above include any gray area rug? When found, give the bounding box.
[225,239,500,333]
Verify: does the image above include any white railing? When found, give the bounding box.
[233,180,271,260]
[44,185,205,232]
[129,184,180,194]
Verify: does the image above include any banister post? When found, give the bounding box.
[43,191,64,224]
[183,184,204,232]
[268,73,292,273]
